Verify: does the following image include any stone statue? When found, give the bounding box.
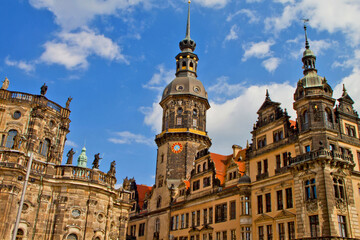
[65,97,72,109]
[1,77,9,90]
[123,177,130,190]
[48,146,56,162]
[12,134,21,150]
[40,83,48,96]
[92,153,102,169]
[66,148,75,165]
[108,160,116,176]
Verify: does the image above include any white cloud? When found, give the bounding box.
[224,25,239,42]
[142,64,175,91]
[5,57,35,72]
[262,57,281,73]
[208,76,245,101]
[227,9,260,23]
[65,140,78,148]
[40,30,127,70]
[193,0,230,8]
[29,0,148,31]
[109,131,153,146]
[265,0,360,46]
[246,0,262,3]
[274,0,294,4]
[242,40,275,61]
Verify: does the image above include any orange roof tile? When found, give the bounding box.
[210,153,232,185]
[183,180,190,189]
[136,184,152,210]
[290,120,296,129]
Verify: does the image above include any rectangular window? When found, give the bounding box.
[215,203,227,223]
[203,209,208,225]
[193,119,197,127]
[282,152,288,167]
[223,231,227,240]
[257,195,263,214]
[265,193,271,212]
[338,215,347,237]
[230,230,236,240]
[203,234,207,240]
[196,210,200,226]
[277,190,283,210]
[193,180,200,191]
[130,225,136,236]
[288,222,295,240]
[177,117,182,125]
[216,232,221,240]
[278,223,285,240]
[139,223,145,236]
[181,214,185,229]
[276,155,281,169]
[192,211,196,227]
[305,145,311,152]
[230,201,236,220]
[305,178,317,200]
[257,161,262,175]
[186,213,189,228]
[266,225,272,240]
[176,215,179,230]
[171,216,175,231]
[357,151,360,168]
[203,177,211,187]
[264,159,268,173]
[310,215,319,237]
[209,207,213,224]
[286,188,293,208]
[258,226,264,240]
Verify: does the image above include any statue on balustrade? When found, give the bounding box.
[66,97,72,109]
[48,146,57,162]
[1,77,9,90]
[108,160,116,176]
[40,83,48,96]
[92,153,102,169]
[66,148,75,165]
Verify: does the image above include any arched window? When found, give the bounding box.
[177,107,183,115]
[193,109,197,116]
[189,62,194,70]
[67,234,78,240]
[182,61,186,70]
[303,110,309,124]
[94,237,101,240]
[39,138,50,156]
[197,164,201,173]
[16,229,24,240]
[155,218,160,233]
[156,196,161,208]
[5,129,17,148]
[177,62,179,71]
[325,108,332,123]
[203,162,207,171]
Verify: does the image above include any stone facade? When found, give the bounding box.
[126,10,360,240]
[0,87,131,240]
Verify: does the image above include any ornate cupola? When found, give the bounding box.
[302,24,317,75]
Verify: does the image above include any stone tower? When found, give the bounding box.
[290,24,360,238]
[146,2,212,239]
[154,1,211,191]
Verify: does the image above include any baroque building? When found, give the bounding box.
[126,4,360,240]
[0,83,131,240]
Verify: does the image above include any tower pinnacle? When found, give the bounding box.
[303,19,310,49]
[179,0,196,52]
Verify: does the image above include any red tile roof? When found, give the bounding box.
[136,184,152,210]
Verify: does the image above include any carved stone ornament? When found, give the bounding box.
[335,199,347,213]
[306,199,318,212]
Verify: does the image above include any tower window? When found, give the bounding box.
[189,62,194,71]
[182,61,186,70]
[177,107,183,114]
[193,109,197,116]
[157,196,162,208]
[333,178,345,199]
[40,138,50,156]
[305,178,317,200]
[177,117,182,125]
[193,119,197,127]
[177,62,179,71]
[5,129,18,149]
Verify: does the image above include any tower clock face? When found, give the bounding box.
[171,142,183,153]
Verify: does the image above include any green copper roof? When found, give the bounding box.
[77,146,88,168]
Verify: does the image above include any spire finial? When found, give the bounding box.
[303,19,310,49]
[186,0,191,40]
[342,84,347,95]
[266,89,270,100]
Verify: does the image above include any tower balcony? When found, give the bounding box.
[289,149,354,167]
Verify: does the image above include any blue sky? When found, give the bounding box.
[1,0,360,186]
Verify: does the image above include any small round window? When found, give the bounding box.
[98,213,104,222]
[13,111,21,119]
[176,85,184,91]
[193,86,201,93]
[22,203,29,211]
[72,209,81,218]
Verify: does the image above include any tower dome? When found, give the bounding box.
[77,146,88,168]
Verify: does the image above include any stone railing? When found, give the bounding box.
[289,149,354,166]
[0,151,115,188]
[0,89,70,118]
[296,237,360,240]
